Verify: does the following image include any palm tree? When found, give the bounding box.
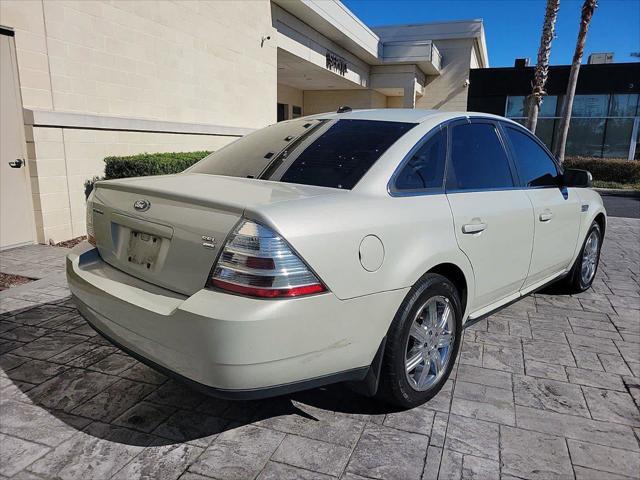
[555,0,598,162]
[526,0,561,134]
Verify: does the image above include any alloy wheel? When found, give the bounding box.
[581,229,600,285]
[404,295,455,391]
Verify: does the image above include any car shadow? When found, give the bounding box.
[0,298,403,447]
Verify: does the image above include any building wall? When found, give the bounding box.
[25,125,234,242]
[1,0,276,243]
[277,83,304,118]
[1,0,276,127]
[303,89,388,115]
[417,38,473,111]
[386,96,404,108]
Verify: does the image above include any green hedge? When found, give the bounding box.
[85,151,211,198]
[564,156,640,184]
[103,151,211,180]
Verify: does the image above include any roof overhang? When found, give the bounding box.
[271,0,381,63]
[374,19,490,68]
[272,2,489,77]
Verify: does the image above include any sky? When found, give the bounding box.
[342,0,640,67]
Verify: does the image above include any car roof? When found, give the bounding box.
[303,108,513,125]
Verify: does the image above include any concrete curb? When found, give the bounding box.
[594,188,640,198]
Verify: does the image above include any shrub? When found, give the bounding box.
[564,156,640,184]
[103,151,211,180]
[84,151,211,198]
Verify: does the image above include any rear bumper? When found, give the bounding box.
[67,242,407,397]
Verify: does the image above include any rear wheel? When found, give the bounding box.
[377,274,462,408]
[565,221,602,293]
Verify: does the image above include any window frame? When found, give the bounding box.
[388,125,447,197]
[444,118,520,194]
[498,121,563,190]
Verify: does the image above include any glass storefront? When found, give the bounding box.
[505,93,639,159]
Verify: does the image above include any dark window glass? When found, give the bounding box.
[562,118,606,156]
[603,119,634,158]
[505,126,559,187]
[571,95,609,117]
[506,95,558,118]
[280,120,415,189]
[277,103,288,122]
[191,119,415,190]
[506,96,526,117]
[447,122,514,191]
[394,130,445,191]
[609,94,638,117]
[513,118,556,150]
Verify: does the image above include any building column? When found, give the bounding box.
[403,85,416,108]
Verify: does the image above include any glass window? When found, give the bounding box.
[563,118,607,157]
[506,96,526,117]
[447,122,514,191]
[505,126,559,187]
[609,94,639,117]
[603,119,634,158]
[539,96,558,117]
[277,103,288,122]
[506,95,558,118]
[292,106,302,119]
[535,118,557,151]
[394,130,446,191]
[571,95,609,117]
[191,118,416,190]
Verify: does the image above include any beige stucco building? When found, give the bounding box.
[0,0,488,248]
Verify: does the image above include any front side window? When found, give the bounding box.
[504,126,560,187]
[190,118,416,190]
[447,122,514,191]
[394,129,446,192]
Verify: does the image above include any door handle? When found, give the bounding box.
[539,211,554,222]
[462,223,487,234]
[8,159,24,168]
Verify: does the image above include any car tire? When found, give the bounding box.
[377,273,462,409]
[565,221,602,293]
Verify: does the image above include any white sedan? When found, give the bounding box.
[67,109,605,408]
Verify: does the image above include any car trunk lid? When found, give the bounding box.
[90,173,338,295]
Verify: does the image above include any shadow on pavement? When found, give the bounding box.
[0,296,401,448]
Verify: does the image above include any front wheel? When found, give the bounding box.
[377,274,462,408]
[565,221,603,293]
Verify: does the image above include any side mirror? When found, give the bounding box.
[562,168,592,188]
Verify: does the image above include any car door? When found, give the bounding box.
[501,123,581,289]
[445,119,535,312]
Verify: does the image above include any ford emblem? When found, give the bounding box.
[134,199,151,212]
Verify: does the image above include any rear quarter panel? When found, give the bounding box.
[253,192,475,318]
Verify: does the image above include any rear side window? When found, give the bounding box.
[394,129,446,192]
[504,126,560,187]
[447,122,514,191]
[191,119,416,190]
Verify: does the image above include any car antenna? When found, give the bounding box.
[337,105,352,113]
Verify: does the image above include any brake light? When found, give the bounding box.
[208,219,326,298]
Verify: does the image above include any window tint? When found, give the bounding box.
[394,129,445,191]
[280,120,415,189]
[447,122,514,191]
[505,126,560,187]
[191,119,415,190]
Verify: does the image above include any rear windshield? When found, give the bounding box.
[190,118,416,189]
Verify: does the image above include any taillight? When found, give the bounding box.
[86,201,96,246]
[208,219,326,298]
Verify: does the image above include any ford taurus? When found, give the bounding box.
[67,109,605,408]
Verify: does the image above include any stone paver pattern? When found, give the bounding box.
[0,217,638,480]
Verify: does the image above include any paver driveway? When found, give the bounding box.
[1,217,639,480]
